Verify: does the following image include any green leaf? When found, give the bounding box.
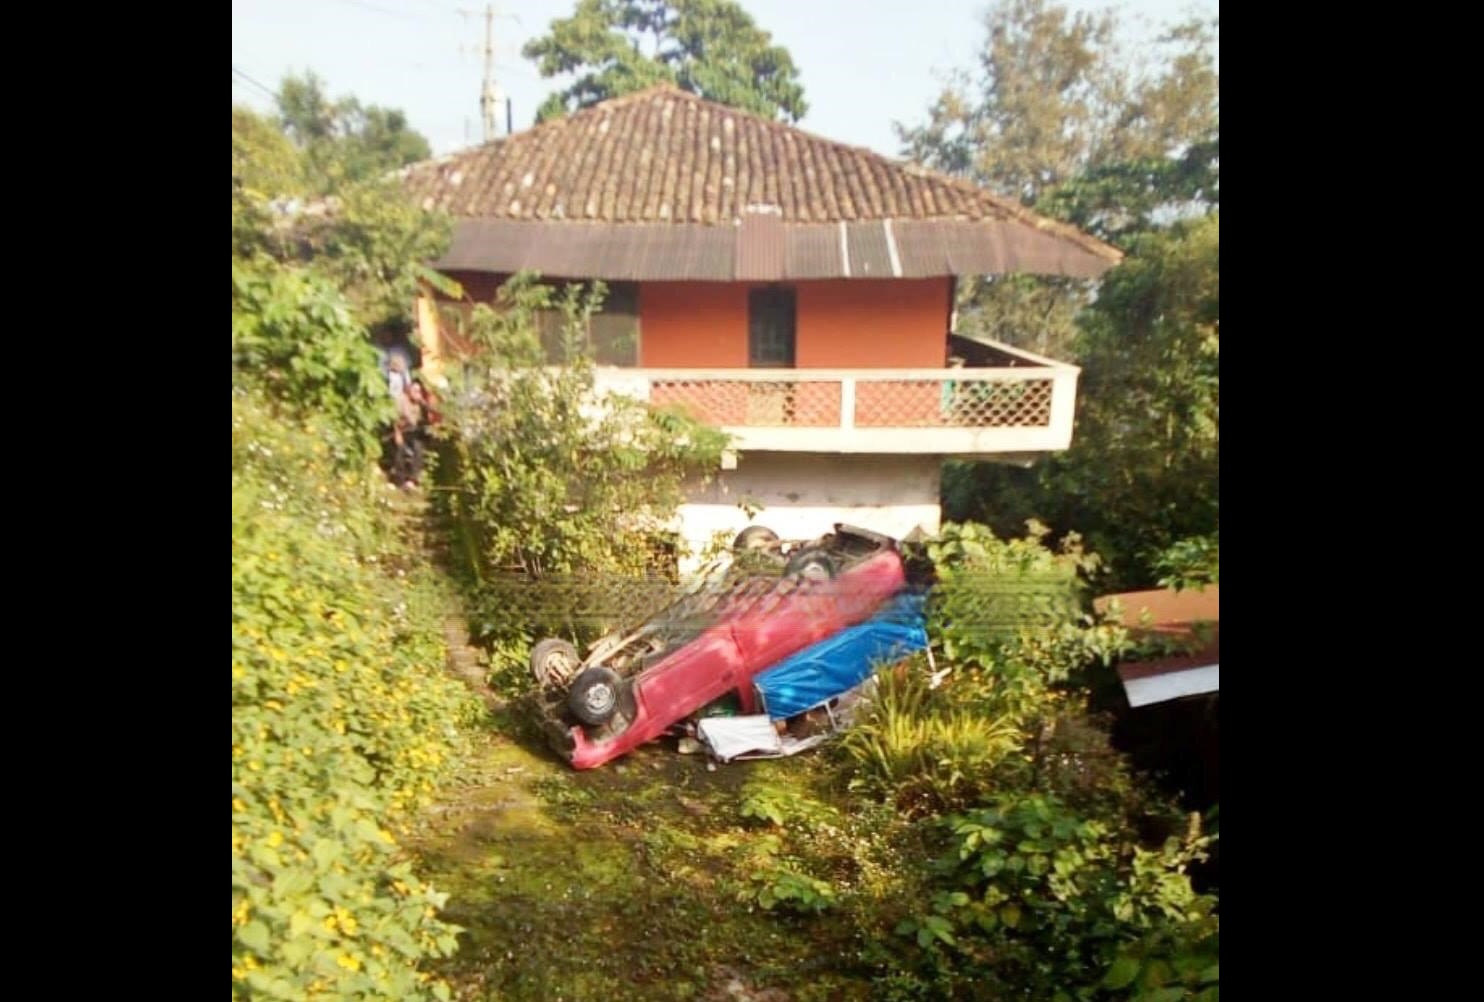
[1200,965,1219,984]
[1000,904,1021,928]
[1134,989,1188,1002]
[1103,956,1141,990]
[238,920,271,953]
[313,839,341,868]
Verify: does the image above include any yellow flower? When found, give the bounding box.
[392,880,409,896]
[335,953,361,972]
[232,665,245,680]
[323,915,339,933]
[264,700,283,712]
[266,831,283,848]
[232,798,246,813]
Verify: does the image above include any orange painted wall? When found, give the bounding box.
[796,279,949,368]
[638,283,752,368]
[638,278,951,369]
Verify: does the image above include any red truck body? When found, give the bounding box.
[552,547,908,770]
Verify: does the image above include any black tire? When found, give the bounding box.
[569,666,623,726]
[732,525,780,552]
[530,638,581,688]
[784,547,838,582]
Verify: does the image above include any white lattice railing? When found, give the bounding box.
[594,355,1080,455]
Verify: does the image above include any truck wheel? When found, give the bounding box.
[569,666,623,726]
[733,525,780,552]
[531,638,580,688]
[784,548,837,582]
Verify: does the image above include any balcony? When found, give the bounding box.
[593,342,1079,457]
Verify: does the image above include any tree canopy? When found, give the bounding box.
[523,0,807,123]
[232,77,448,334]
[274,72,432,191]
[898,0,1217,360]
[923,1,1219,589]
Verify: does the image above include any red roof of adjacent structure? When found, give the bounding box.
[1095,586,1219,705]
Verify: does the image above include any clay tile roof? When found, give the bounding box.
[401,85,1122,280]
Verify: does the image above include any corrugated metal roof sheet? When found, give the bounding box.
[437,217,1117,281]
[735,211,786,281]
[783,224,843,280]
[845,222,893,278]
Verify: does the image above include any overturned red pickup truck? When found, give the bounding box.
[530,524,923,770]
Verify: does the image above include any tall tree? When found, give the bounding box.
[232,90,450,334]
[275,72,432,191]
[898,0,1217,357]
[523,0,807,123]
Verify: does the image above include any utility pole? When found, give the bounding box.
[478,3,499,142]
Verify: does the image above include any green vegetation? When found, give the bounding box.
[233,78,484,1002]
[232,2,1220,993]
[905,0,1219,590]
[232,389,483,1000]
[429,275,728,647]
[524,0,808,123]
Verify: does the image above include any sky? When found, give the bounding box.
[232,0,1215,159]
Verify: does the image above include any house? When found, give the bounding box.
[400,84,1121,568]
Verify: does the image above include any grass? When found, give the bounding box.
[405,713,902,1002]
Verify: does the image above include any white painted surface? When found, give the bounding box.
[1122,665,1220,708]
[592,358,1081,456]
[674,452,942,573]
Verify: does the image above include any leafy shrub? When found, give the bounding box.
[840,667,1022,816]
[746,867,838,914]
[1151,534,1219,593]
[883,794,1217,1001]
[926,521,1128,726]
[232,390,484,1001]
[231,259,391,464]
[431,273,729,643]
[739,777,841,830]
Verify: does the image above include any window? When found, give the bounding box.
[538,281,640,367]
[748,287,796,368]
[432,280,640,367]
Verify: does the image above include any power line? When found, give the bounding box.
[232,66,277,100]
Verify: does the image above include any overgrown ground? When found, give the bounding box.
[408,707,895,1002]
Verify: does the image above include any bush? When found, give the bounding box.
[231,259,391,465]
[1151,534,1219,593]
[431,273,728,644]
[840,666,1022,816]
[884,795,1218,1001]
[926,521,1128,726]
[232,390,484,1000]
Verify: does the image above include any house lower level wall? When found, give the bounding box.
[674,452,943,574]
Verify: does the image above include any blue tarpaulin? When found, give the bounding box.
[754,591,928,719]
